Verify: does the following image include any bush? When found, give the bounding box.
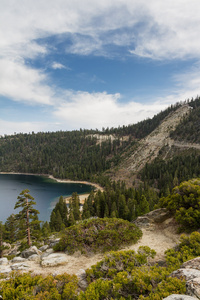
[159,178,200,231]
[54,218,142,254]
[0,272,79,300]
[165,231,200,268]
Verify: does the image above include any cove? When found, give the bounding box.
[0,174,94,223]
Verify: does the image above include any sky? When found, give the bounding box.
[1,0,200,136]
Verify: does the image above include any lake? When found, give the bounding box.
[0,174,94,223]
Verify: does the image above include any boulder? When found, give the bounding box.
[163,295,198,300]
[41,249,54,258]
[11,257,26,263]
[181,257,200,271]
[40,253,69,267]
[134,216,152,227]
[0,258,8,265]
[170,268,200,281]
[76,269,88,290]
[186,277,200,299]
[28,254,40,262]
[0,266,12,275]
[144,208,171,223]
[11,263,30,271]
[39,245,49,252]
[21,246,41,258]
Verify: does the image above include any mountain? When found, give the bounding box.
[1,96,200,192]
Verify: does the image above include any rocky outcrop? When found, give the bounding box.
[134,208,171,228]
[163,295,198,300]
[40,253,69,267]
[21,246,42,258]
[169,256,200,299]
[76,269,88,290]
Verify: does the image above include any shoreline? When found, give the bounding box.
[0,172,104,203]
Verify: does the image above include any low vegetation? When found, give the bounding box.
[0,272,79,300]
[54,218,142,254]
[158,178,200,231]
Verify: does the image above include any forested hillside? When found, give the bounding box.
[0,96,200,193]
[0,101,181,183]
[170,97,200,142]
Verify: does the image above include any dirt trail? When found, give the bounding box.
[26,221,181,276]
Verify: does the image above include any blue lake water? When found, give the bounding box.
[0,174,93,223]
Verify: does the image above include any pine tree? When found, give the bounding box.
[68,210,75,226]
[4,214,16,243]
[82,201,91,220]
[70,192,80,221]
[14,189,41,247]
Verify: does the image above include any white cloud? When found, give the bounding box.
[0,59,54,105]
[51,62,68,70]
[54,91,167,130]
[0,119,50,136]
[1,0,200,135]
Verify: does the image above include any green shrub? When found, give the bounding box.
[86,247,156,283]
[159,178,200,231]
[54,218,142,254]
[0,272,79,299]
[165,231,200,268]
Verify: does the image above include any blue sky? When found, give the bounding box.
[1,0,200,135]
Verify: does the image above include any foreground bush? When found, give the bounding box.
[54,218,142,254]
[78,247,185,300]
[159,178,200,231]
[0,272,79,299]
[166,231,200,268]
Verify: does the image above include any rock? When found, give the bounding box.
[76,269,88,290]
[0,266,12,275]
[11,263,30,271]
[170,268,200,281]
[144,208,171,223]
[21,246,41,258]
[11,257,26,263]
[134,216,152,227]
[28,254,40,262]
[186,277,200,299]
[181,257,200,271]
[39,245,49,252]
[41,249,54,258]
[49,238,60,248]
[163,295,198,300]
[40,253,69,267]
[0,258,8,265]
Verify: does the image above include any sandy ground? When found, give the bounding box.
[25,220,181,276]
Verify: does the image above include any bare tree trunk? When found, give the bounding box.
[26,197,31,247]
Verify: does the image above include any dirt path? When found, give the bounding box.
[27,221,181,276]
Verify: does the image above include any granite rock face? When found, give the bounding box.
[21,246,42,258]
[40,253,69,267]
[163,295,198,300]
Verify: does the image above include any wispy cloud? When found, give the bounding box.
[51,62,69,70]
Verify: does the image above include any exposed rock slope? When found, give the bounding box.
[112,104,193,185]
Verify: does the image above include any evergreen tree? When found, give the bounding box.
[68,210,75,226]
[82,202,91,220]
[4,214,16,243]
[70,193,80,221]
[14,189,41,246]
[49,196,68,231]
